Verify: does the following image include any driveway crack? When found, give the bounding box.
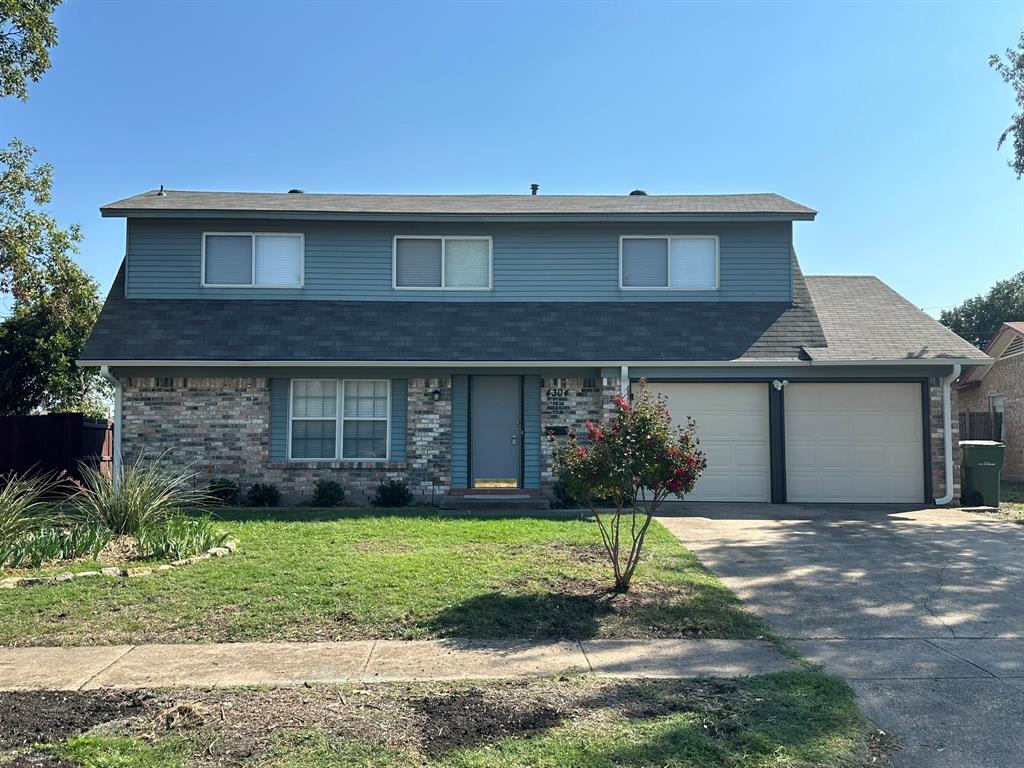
[919,559,957,639]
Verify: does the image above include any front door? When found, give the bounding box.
[471,376,521,488]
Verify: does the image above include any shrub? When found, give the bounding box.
[0,473,60,565]
[372,479,413,508]
[552,381,706,592]
[137,516,228,561]
[3,521,111,569]
[311,479,346,507]
[73,454,211,535]
[207,478,240,506]
[245,482,281,507]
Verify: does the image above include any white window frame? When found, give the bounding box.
[202,232,305,288]
[392,235,493,290]
[287,379,391,462]
[618,235,720,291]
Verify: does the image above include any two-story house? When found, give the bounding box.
[80,189,989,505]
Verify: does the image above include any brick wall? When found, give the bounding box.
[121,377,452,504]
[957,354,1024,482]
[929,377,960,503]
[539,376,619,487]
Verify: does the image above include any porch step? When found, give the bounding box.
[439,493,551,511]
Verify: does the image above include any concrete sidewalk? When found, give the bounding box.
[0,638,794,690]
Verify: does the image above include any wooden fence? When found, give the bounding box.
[959,411,1003,442]
[0,413,113,482]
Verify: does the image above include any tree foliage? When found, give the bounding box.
[0,254,109,415]
[0,0,60,100]
[552,382,706,592]
[990,29,1024,179]
[0,138,81,297]
[940,271,1024,350]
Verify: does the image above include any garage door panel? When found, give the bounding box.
[785,383,923,503]
[648,383,770,502]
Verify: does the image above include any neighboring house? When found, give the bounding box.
[957,321,1024,482]
[79,189,989,505]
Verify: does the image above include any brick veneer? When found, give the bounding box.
[929,377,960,503]
[121,377,452,504]
[957,353,1024,482]
[539,376,620,487]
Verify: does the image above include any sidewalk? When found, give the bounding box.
[0,639,794,690]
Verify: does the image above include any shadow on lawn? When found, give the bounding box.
[426,591,614,640]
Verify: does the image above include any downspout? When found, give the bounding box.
[934,364,961,506]
[100,365,122,490]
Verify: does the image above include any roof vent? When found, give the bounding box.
[288,188,304,194]
[629,189,647,196]
[530,183,539,196]
[156,184,166,197]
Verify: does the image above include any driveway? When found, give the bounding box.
[657,504,1024,768]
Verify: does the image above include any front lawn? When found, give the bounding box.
[1,673,886,768]
[0,510,767,646]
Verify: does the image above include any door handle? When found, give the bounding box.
[511,437,517,445]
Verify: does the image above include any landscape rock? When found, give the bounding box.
[101,567,128,578]
[126,567,154,578]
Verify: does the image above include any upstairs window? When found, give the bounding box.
[203,233,303,287]
[394,236,491,289]
[620,236,718,290]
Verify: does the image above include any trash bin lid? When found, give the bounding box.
[960,440,1004,446]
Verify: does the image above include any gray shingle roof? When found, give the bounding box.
[81,262,987,367]
[101,190,816,219]
[81,261,824,364]
[803,276,988,362]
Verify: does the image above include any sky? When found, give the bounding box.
[1,0,1022,316]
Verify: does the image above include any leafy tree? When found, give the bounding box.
[0,0,60,100]
[552,382,706,592]
[991,30,1024,178]
[1,138,80,298]
[0,255,109,416]
[940,271,1024,349]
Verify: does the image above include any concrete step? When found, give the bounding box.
[439,493,551,511]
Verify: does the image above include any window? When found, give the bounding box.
[203,233,303,287]
[620,236,718,290]
[289,379,390,460]
[394,236,491,289]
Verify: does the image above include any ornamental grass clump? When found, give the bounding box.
[0,473,59,565]
[553,381,706,592]
[74,453,212,535]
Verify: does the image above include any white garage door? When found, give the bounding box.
[647,383,770,502]
[785,383,923,503]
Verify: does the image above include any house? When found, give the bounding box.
[79,189,990,505]
[957,321,1024,482]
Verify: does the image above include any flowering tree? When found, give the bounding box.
[552,381,706,592]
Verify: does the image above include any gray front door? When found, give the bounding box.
[470,376,521,488]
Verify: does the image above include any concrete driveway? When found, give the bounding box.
[657,504,1024,768]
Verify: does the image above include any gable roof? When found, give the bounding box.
[100,190,817,221]
[80,259,988,368]
[801,276,989,364]
[958,321,1024,386]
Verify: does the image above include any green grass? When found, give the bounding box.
[0,509,766,646]
[14,673,884,768]
[998,481,1024,523]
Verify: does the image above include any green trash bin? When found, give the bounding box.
[960,440,1004,507]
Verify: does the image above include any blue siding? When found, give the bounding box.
[451,374,469,488]
[522,375,541,488]
[390,379,407,462]
[269,378,289,462]
[126,219,793,302]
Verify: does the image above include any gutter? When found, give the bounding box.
[76,357,994,369]
[99,366,122,490]
[933,363,961,506]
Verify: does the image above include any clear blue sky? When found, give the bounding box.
[2,0,1022,316]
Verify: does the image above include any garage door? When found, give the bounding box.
[785,383,923,503]
[647,383,770,502]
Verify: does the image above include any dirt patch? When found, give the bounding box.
[0,690,151,748]
[6,751,76,768]
[409,685,567,755]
